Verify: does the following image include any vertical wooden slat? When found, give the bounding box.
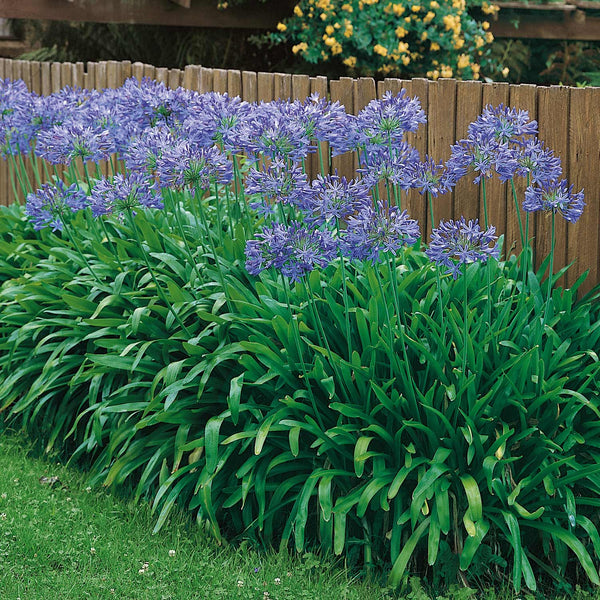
[106,60,120,89]
[73,62,85,89]
[508,84,537,258]
[0,58,6,79]
[329,77,354,180]
[480,82,510,236]
[291,74,310,101]
[120,60,132,84]
[155,67,168,85]
[168,68,182,89]
[29,62,42,94]
[95,61,108,91]
[377,78,403,98]
[453,80,483,225]
[536,85,569,287]
[567,87,600,293]
[4,59,14,82]
[50,62,61,92]
[143,63,157,80]
[83,62,95,90]
[183,65,201,91]
[273,72,292,101]
[227,69,242,97]
[41,62,52,95]
[257,72,274,102]
[212,68,228,94]
[60,62,74,88]
[427,78,457,234]
[403,78,429,233]
[309,76,328,178]
[132,62,145,82]
[242,71,257,102]
[199,67,214,94]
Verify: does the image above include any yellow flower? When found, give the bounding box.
[326,25,335,34]
[293,4,303,16]
[428,69,440,80]
[474,35,484,48]
[324,36,337,47]
[276,22,287,32]
[331,42,343,54]
[343,55,357,67]
[395,26,408,37]
[292,42,308,54]
[320,12,328,20]
[374,44,389,56]
[411,4,421,11]
[392,3,405,15]
[429,0,439,7]
[402,55,411,65]
[457,53,469,69]
[430,41,440,51]
[404,16,411,22]
[441,65,453,78]
[423,11,435,24]
[481,1,500,14]
[421,31,428,40]
[379,64,396,75]
[341,2,353,11]
[485,31,494,43]
[397,41,409,53]
[344,21,354,36]
[472,63,480,73]
[482,21,490,30]
[502,66,510,77]
[454,38,465,49]
[334,22,341,28]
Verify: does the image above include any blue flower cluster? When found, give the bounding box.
[0,77,585,282]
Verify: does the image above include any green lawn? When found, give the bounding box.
[0,429,396,600]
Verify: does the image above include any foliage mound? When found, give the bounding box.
[0,77,599,595]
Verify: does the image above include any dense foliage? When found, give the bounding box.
[0,77,599,595]
[268,0,505,80]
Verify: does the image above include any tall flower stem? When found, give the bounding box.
[544,212,556,326]
[336,218,352,361]
[61,214,103,287]
[462,262,469,380]
[481,178,492,327]
[427,191,446,336]
[373,267,397,382]
[125,207,192,337]
[232,154,252,234]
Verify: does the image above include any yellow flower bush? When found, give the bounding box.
[269,0,505,80]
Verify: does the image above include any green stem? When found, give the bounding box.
[336,218,352,361]
[481,178,492,327]
[462,263,468,380]
[428,191,446,339]
[61,215,103,286]
[126,208,192,337]
[373,267,395,382]
[544,212,556,324]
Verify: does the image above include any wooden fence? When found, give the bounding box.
[0,58,599,292]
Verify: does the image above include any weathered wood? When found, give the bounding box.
[50,62,61,92]
[155,67,168,85]
[168,68,182,89]
[536,85,569,288]
[0,0,296,29]
[480,82,510,236]
[309,76,329,178]
[106,60,120,90]
[273,72,292,101]
[132,62,145,83]
[227,69,242,98]
[199,67,213,94]
[453,80,482,226]
[183,64,201,92]
[257,72,274,103]
[29,61,42,94]
[427,78,457,233]
[241,70,257,103]
[73,62,85,88]
[83,62,94,90]
[329,77,355,180]
[507,84,537,258]
[567,87,600,293]
[212,68,228,94]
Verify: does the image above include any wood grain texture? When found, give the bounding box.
[329,78,355,180]
[227,70,242,98]
[212,69,228,94]
[241,71,257,103]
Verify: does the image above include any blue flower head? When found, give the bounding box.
[426,217,500,279]
[0,78,36,156]
[25,180,88,231]
[468,104,538,146]
[410,156,457,197]
[358,143,420,189]
[343,200,420,264]
[245,221,338,282]
[523,180,584,223]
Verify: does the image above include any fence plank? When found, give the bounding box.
[309,76,329,178]
[120,60,132,84]
[183,65,201,92]
[257,72,274,102]
[106,60,120,89]
[227,69,242,97]
[453,80,482,225]
[95,61,108,91]
[73,62,85,89]
[536,85,569,288]
[132,62,144,83]
[568,87,600,293]
[273,72,292,101]
[155,67,168,85]
[199,67,213,94]
[427,79,457,234]
[213,68,228,94]
[29,61,42,94]
[508,84,537,258]
[83,62,95,90]
[242,71,257,102]
[50,62,61,92]
[481,82,510,236]
[402,78,428,233]
[143,63,156,80]
[60,62,73,88]
[291,74,310,101]
[329,77,355,180]
[168,68,182,89]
